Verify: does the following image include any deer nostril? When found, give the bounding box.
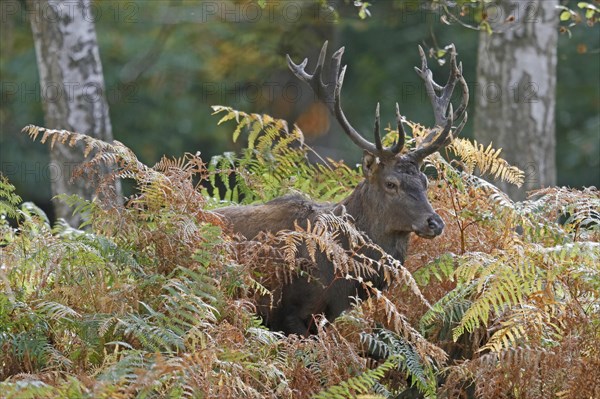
[427,215,444,234]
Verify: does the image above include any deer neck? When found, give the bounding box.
[339,181,410,263]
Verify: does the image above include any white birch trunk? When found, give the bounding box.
[28,0,120,226]
[474,0,558,200]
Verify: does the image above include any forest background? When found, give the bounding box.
[1,0,598,218]
[1,1,600,398]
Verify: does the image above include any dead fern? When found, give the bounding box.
[4,108,599,398]
[449,138,525,186]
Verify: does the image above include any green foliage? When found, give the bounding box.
[313,356,397,399]
[558,1,599,36]
[0,175,22,221]
[412,165,600,397]
[360,329,437,396]
[208,106,362,204]
[430,0,599,34]
[3,108,600,398]
[3,0,598,210]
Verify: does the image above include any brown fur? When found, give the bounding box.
[216,154,444,335]
[216,41,467,335]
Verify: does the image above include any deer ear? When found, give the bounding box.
[362,151,379,178]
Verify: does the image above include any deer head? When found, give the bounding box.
[287,42,469,240]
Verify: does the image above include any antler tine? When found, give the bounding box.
[410,44,470,163]
[313,41,329,87]
[452,66,469,122]
[288,42,411,157]
[286,56,311,81]
[389,103,405,154]
[440,46,470,125]
[330,47,345,94]
[333,66,379,153]
[415,45,444,91]
[286,41,335,108]
[409,104,454,162]
[440,45,459,105]
[374,103,383,152]
[454,111,468,138]
[441,47,469,128]
[415,50,446,127]
[415,44,468,128]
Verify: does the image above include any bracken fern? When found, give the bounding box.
[2,109,598,398]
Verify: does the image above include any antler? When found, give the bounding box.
[287,41,405,157]
[409,44,469,163]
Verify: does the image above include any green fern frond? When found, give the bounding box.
[413,253,456,286]
[97,349,149,385]
[0,175,23,221]
[314,356,398,399]
[117,308,185,353]
[419,282,475,339]
[450,239,599,347]
[210,106,361,204]
[35,301,81,322]
[361,329,437,396]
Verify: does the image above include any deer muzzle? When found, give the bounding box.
[413,213,445,238]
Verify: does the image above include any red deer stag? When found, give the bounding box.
[216,42,469,336]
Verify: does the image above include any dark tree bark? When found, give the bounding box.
[27,0,120,226]
[474,0,558,200]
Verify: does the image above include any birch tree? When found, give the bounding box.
[28,0,120,226]
[474,0,558,199]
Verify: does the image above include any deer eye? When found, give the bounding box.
[385,181,397,190]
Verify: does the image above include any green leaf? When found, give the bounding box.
[586,8,595,19]
[481,20,492,35]
[560,10,572,21]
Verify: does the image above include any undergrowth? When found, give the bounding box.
[0,107,598,398]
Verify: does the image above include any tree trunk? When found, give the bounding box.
[27,0,120,226]
[474,0,558,200]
